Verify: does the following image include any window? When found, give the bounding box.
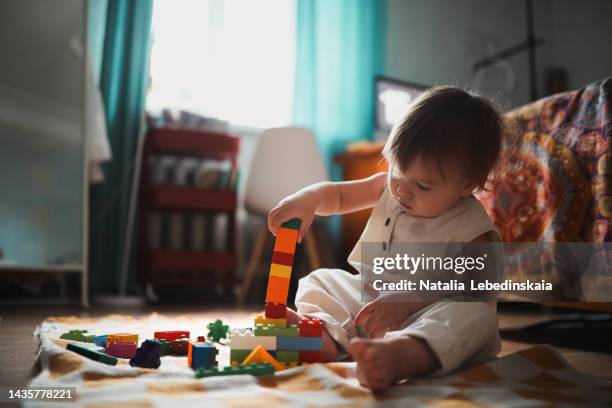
[147,0,296,129]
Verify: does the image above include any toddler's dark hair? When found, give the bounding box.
[382,86,517,190]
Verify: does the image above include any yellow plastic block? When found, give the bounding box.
[269,263,292,279]
[273,227,298,254]
[254,315,287,328]
[107,333,139,345]
[242,345,285,371]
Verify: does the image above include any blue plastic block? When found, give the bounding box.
[276,336,323,351]
[93,335,107,348]
[190,342,218,370]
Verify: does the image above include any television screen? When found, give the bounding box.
[375,76,428,135]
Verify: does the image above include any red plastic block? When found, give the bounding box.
[299,350,323,364]
[154,331,190,342]
[299,318,323,337]
[265,302,287,319]
[271,251,294,267]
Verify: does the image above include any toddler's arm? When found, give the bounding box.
[268,172,387,242]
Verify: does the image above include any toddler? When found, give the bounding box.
[268,86,511,391]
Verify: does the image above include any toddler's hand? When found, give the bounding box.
[353,301,419,339]
[268,193,317,243]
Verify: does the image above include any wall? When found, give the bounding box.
[385,0,612,109]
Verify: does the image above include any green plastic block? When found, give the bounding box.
[195,362,275,378]
[60,329,94,343]
[276,351,299,363]
[254,324,299,337]
[229,349,252,362]
[158,339,171,355]
[66,343,117,365]
[281,219,301,231]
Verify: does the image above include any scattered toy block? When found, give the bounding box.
[276,336,323,351]
[104,341,137,359]
[194,362,275,378]
[93,335,107,347]
[60,330,94,343]
[107,333,139,345]
[66,343,117,365]
[242,345,284,371]
[154,331,189,342]
[264,302,287,319]
[280,218,301,230]
[255,324,298,337]
[207,319,230,342]
[299,350,323,364]
[283,362,299,369]
[254,315,287,328]
[129,339,161,369]
[170,338,190,355]
[276,351,299,364]
[158,339,171,355]
[265,276,290,304]
[188,342,218,370]
[197,336,206,342]
[298,318,323,337]
[230,329,277,350]
[269,263,292,279]
[273,227,299,254]
[271,251,294,267]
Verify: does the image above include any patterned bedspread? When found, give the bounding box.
[28,314,612,407]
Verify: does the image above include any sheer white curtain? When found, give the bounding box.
[147,0,296,129]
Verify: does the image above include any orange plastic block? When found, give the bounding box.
[106,333,139,345]
[273,227,298,254]
[242,345,285,371]
[266,276,290,304]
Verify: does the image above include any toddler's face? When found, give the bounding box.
[388,154,476,218]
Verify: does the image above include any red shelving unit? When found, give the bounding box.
[138,127,239,296]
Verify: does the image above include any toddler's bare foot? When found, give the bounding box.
[349,336,440,392]
[285,308,339,361]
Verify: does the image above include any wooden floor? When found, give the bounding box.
[1,303,611,388]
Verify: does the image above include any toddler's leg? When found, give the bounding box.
[292,268,363,361]
[350,301,500,391]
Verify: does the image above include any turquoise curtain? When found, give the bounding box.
[293,0,387,182]
[89,0,153,293]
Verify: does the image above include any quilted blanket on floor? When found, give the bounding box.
[28,313,612,407]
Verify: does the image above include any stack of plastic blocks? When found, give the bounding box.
[188,342,218,370]
[154,331,190,355]
[229,317,323,367]
[265,218,300,307]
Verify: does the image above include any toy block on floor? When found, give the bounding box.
[255,324,299,337]
[275,351,299,364]
[265,276,290,304]
[269,263,292,279]
[207,319,230,342]
[129,339,161,369]
[66,343,117,365]
[230,329,277,350]
[299,350,323,364]
[264,302,287,319]
[242,345,285,371]
[104,342,137,359]
[158,339,171,355]
[60,330,94,343]
[93,335,107,347]
[254,315,287,328]
[188,342,218,370]
[154,331,189,342]
[107,333,139,345]
[276,336,323,351]
[195,362,275,379]
[298,318,323,337]
[170,338,190,355]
